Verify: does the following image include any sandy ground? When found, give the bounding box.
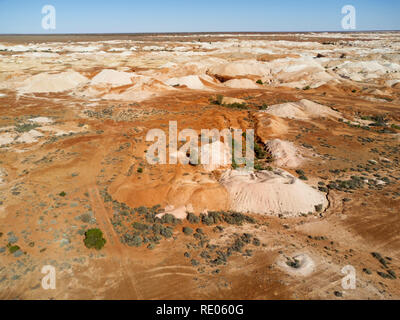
[0,32,399,300]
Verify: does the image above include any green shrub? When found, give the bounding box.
[183,226,194,235]
[160,226,173,238]
[231,238,244,252]
[254,162,264,171]
[187,212,200,224]
[84,228,106,250]
[252,237,261,246]
[223,102,248,110]
[59,191,66,197]
[131,235,142,247]
[191,259,200,266]
[8,244,20,254]
[391,123,400,130]
[161,213,179,225]
[132,222,149,231]
[15,123,40,133]
[256,79,263,85]
[254,142,266,159]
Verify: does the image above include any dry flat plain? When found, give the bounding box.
[0,32,400,299]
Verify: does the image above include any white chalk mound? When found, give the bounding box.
[19,71,88,93]
[208,60,271,79]
[28,117,53,124]
[16,129,43,144]
[264,99,341,120]
[90,69,135,86]
[101,76,175,101]
[265,139,303,168]
[0,132,16,146]
[219,169,327,216]
[165,75,207,90]
[224,78,261,89]
[202,140,232,172]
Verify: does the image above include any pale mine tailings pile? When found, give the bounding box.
[90,69,135,86]
[18,71,88,93]
[208,60,271,80]
[224,78,261,89]
[102,76,175,101]
[164,75,215,90]
[264,99,341,120]
[219,169,328,216]
[202,140,233,172]
[265,139,304,168]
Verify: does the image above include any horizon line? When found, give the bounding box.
[1,29,400,36]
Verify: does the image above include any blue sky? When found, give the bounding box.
[0,0,399,34]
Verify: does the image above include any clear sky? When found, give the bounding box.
[0,0,399,34]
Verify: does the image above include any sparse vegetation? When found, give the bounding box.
[254,142,266,159]
[15,123,40,133]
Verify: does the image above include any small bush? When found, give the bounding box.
[84,228,106,250]
[160,226,173,238]
[256,79,263,85]
[131,235,142,247]
[254,142,266,159]
[187,212,200,224]
[252,237,261,246]
[161,213,179,225]
[15,123,40,133]
[391,123,400,130]
[223,102,248,110]
[80,213,92,223]
[8,244,20,254]
[132,222,149,231]
[59,191,66,197]
[183,226,194,235]
[191,259,200,266]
